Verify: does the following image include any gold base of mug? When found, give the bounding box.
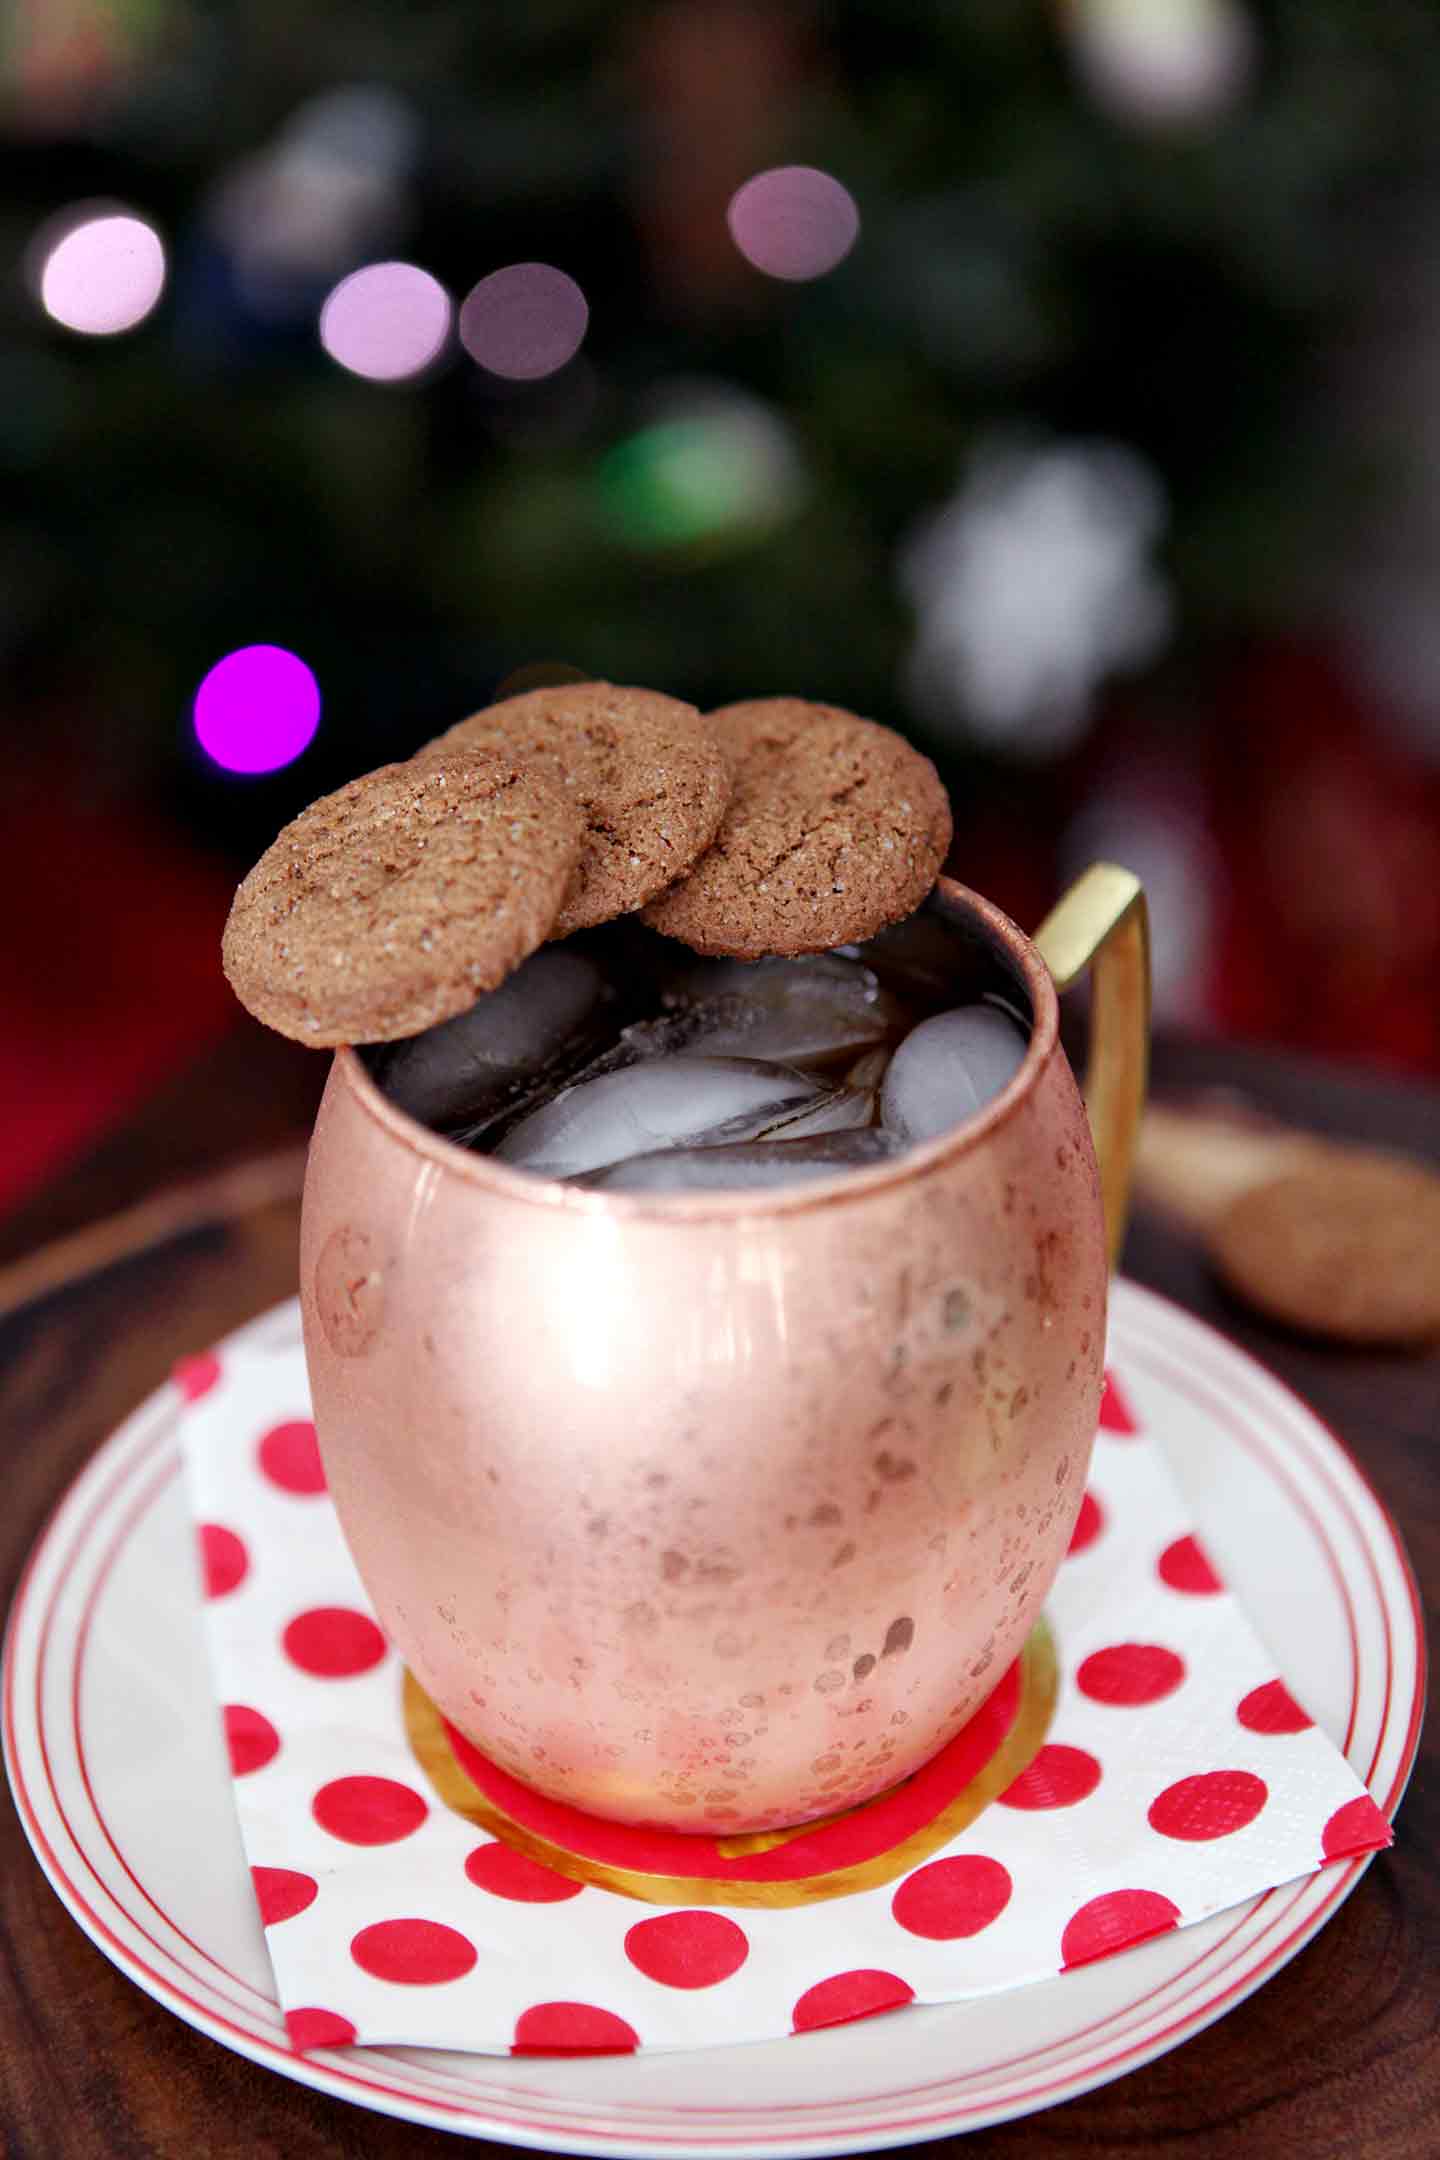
[403,1620,1058,1909]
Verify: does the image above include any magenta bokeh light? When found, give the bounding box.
[459,262,589,381]
[726,167,860,283]
[319,261,452,382]
[193,646,321,774]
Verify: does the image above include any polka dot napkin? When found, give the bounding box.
[177,1308,1390,2057]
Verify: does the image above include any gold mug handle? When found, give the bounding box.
[1031,864,1151,1271]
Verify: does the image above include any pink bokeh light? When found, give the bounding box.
[459,262,589,381]
[36,208,167,335]
[193,646,321,775]
[726,167,860,283]
[319,261,452,383]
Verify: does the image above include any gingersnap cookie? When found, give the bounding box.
[222,747,583,1045]
[431,681,730,937]
[641,697,952,958]
[1211,1156,1440,1345]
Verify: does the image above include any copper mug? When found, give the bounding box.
[300,865,1149,1833]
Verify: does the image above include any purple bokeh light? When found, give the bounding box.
[320,260,452,382]
[193,645,321,774]
[726,166,860,283]
[459,262,589,381]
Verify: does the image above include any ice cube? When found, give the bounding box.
[494,1057,827,1180]
[757,1085,876,1141]
[379,948,610,1127]
[642,954,902,1070]
[585,1128,905,1193]
[879,1003,1029,1144]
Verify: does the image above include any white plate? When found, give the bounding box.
[3,1280,1424,2156]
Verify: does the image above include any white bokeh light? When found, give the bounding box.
[207,85,417,319]
[459,263,589,382]
[286,84,419,177]
[320,261,452,382]
[1064,777,1222,1028]
[726,167,860,283]
[1067,0,1256,128]
[900,438,1173,758]
[34,207,166,336]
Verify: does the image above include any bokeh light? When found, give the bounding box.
[319,261,452,382]
[459,263,589,381]
[207,85,417,321]
[34,207,166,336]
[1065,777,1221,1027]
[193,646,321,775]
[598,384,808,556]
[900,437,1171,756]
[286,83,419,176]
[1067,0,1255,128]
[726,167,860,283]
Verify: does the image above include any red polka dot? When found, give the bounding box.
[1321,1794,1391,1862]
[1098,1372,1138,1434]
[285,2007,357,2051]
[173,1351,221,1402]
[1067,1490,1104,1556]
[1148,1769,1268,1842]
[313,1775,428,1845]
[513,2003,639,2055]
[793,1970,915,2032]
[199,1523,249,1599]
[351,1918,478,1985]
[1237,1679,1313,1735]
[892,1855,1012,1940]
[1077,1642,1185,1706]
[251,1866,318,1925]
[999,1743,1102,1811]
[1061,1889,1181,1969]
[258,1418,327,1495]
[283,1606,387,1678]
[624,1911,750,1989]
[223,1703,279,1776]
[465,1843,583,1902]
[1158,1534,1223,1595]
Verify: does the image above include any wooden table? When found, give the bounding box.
[1,1021,1435,2158]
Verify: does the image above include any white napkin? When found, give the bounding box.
[177,1309,1389,2056]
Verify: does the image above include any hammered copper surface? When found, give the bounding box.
[300,881,1108,1831]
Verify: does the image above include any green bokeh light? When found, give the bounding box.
[597,400,808,557]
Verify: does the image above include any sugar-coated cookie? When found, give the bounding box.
[222,748,583,1045]
[642,697,951,957]
[1212,1157,1440,1345]
[434,681,731,937]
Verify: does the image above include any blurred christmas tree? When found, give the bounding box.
[4,0,1440,874]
